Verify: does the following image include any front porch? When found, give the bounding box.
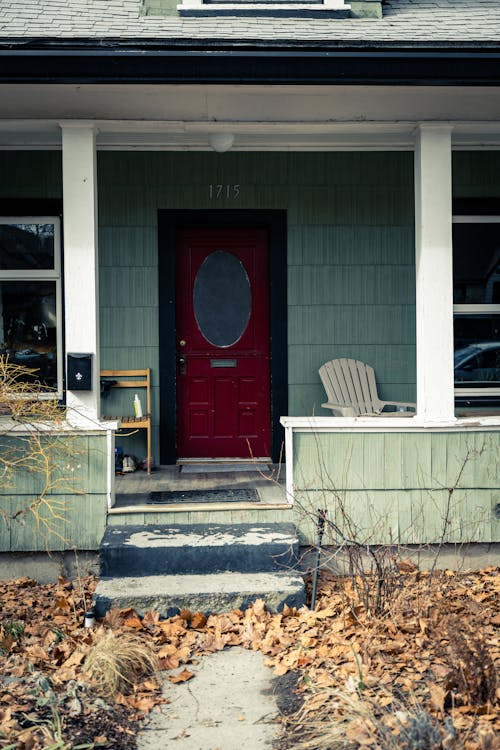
[2,79,500,552]
[109,462,292,526]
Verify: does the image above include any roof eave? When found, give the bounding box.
[1,39,500,85]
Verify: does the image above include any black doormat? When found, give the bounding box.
[147,488,259,504]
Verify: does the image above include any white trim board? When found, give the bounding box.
[280,416,500,432]
[1,118,500,150]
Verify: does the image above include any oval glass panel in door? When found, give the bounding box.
[193,250,252,347]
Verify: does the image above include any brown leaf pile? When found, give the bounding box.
[1,567,499,749]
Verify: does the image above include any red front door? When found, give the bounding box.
[176,229,270,459]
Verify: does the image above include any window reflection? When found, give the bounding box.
[454,342,500,386]
[453,223,500,304]
[0,281,58,389]
[0,224,55,271]
[453,218,500,407]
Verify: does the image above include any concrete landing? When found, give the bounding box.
[99,523,300,577]
[93,571,306,618]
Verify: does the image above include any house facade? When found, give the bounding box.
[1,0,499,551]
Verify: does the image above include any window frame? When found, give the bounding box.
[452,214,500,400]
[177,0,348,13]
[0,216,63,399]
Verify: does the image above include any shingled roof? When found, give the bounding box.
[1,0,500,45]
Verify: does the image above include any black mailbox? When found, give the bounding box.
[67,353,93,391]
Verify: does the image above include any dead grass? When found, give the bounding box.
[83,629,159,697]
[274,568,499,750]
[280,686,497,750]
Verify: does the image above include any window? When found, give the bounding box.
[453,216,500,403]
[0,218,62,396]
[177,0,349,15]
[194,251,251,347]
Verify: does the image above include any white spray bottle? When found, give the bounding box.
[133,393,143,418]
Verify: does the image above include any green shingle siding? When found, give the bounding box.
[292,431,500,544]
[0,151,62,198]
[97,151,416,441]
[453,152,500,198]
[0,434,108,552]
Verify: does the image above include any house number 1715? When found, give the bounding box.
[209,184,240,200]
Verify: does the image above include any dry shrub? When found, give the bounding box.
[343,546,404,617]
[0,356,79,546]
[83,630,159,697]
[280,688,462,750]
[443,618,497,708]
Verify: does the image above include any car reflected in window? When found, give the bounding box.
[454,342,500,385]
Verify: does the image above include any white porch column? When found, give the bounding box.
[414,124,455,421]
[60,122,100,426]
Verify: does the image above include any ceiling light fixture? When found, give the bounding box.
[208,133,235,153]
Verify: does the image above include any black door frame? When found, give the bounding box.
[158,209,287,465]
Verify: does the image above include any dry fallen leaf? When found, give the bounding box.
[168,669,194,684]
[1,567,499,750]
[429,683,447,714]
[191,612,208,629]
[124,615,144,630]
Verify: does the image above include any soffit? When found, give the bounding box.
[0,84,500,127]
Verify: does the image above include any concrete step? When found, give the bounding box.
[99,523,300,577]
[93,571,306,617]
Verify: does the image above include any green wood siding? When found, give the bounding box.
[453,152,500,198]
[98,151,416,460]
[292,430,500,544]
[0,433,108,552]
[0,151,62,199]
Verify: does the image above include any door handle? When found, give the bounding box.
[178,355,187,375]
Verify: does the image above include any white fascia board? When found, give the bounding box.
[2,85,500,125]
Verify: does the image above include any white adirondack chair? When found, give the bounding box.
[319,358,416,417]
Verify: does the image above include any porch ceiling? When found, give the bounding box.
[1,84,500,149]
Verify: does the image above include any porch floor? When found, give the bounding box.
[110,463,289,514]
